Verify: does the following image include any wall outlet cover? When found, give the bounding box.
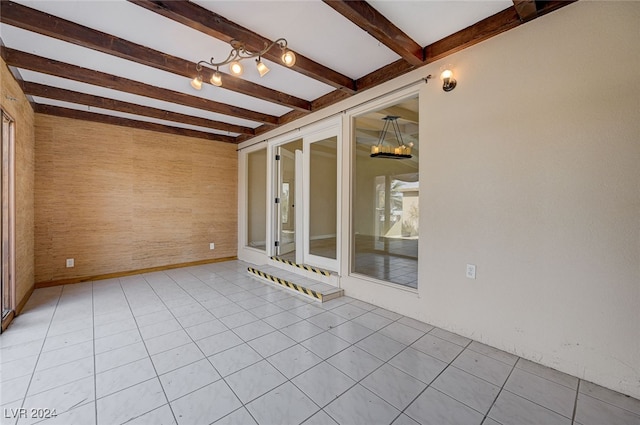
[66,258,75,268]
[209,243,215,250]
[466,264,476,279]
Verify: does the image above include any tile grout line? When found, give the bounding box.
[143,268,262,425]
[301,312,434,424]
[571,379,582,425]
[26,282,416,420]
[92,281,98,425]
[14,286,63,425]
[577,386,640,417]
[118,276,180,425]
[479,354,519,425]
[494,358,584,423]
[514,359,584,391]
[166,266,372,423]
[258,300,407,422]
[15,262,640,425]
[386,337,475,424]
[231,308,375,420]
[165,266,330,423]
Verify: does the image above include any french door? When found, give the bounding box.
[274,127,339,272]
[275,139,301,261]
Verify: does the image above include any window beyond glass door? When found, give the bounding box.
[352,95,419,288]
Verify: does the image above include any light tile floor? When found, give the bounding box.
[1,260,639,425]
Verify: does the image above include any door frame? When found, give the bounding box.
[302,127,341,272]
[275,146,297,257]
[1,109,16,333]
[268,117,341,272]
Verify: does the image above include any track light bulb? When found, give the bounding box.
[281,49,296,67]
[190,75,203,90]
[256,58,270,77]
[229,61,243,76]
[210,70,222,87]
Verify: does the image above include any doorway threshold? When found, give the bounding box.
[247,265,343,303]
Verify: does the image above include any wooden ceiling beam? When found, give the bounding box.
[128,0,357,93]
[34,104,238,143]
[513,0,538,22]
[1,47,279,125]
[537,1,578,17]
[424,7,521,64]
[0,1,311,112]
[22,81,254,136]
[322,0,424,66]
[357,59,416,93]
[424,2,576,64]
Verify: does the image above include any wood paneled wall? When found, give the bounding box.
[0,58,35,312]
[34,114,237,284]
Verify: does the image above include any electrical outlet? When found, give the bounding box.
[66,258,75,268]
[466,264,476,279]
[209,243,215,250]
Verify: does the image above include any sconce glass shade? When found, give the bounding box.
[229,60,244,76]
[210,70,222,87]
[440,69,457,92]
[256,59,270,77]
[190,75,203,90]
[281,49,296,67]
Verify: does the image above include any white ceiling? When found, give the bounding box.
[0,0,513,140]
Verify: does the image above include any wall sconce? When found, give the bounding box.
[440,69,457,92]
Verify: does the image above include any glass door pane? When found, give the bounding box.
[1,111,13,327]
[305,134,338,270]
[276,139,302,260]
[247,148,267,250]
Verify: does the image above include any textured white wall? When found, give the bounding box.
[417,1,640,398]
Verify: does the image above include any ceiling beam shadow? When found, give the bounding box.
[34,104,238,143]
[1,47,279,126]
[322,0,424,66]
[22,81,255,136]
[128,0,357,94]
[0,0,312,112]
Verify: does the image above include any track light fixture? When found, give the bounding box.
[190,38,296,90]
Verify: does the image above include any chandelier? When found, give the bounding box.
[370,116,413,159]
[190,38,296,89]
